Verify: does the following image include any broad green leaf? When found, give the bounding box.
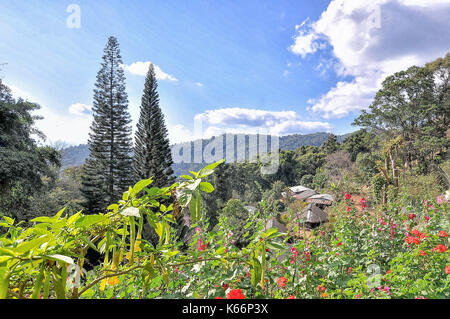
[199,182,214,193]
[75,214,106,228]
[15,235,50,254]
[0,248,16,257]
[132,178,153,196]
[0,267,10,299]
[180,175,193,180]
[2,216,14,226]
[67,211,82,225]
[46,254,74,265]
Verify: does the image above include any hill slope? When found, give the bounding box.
[60,132,352,175]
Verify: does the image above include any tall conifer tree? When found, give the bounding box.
[81,36,133,213]
[133,64,174,187]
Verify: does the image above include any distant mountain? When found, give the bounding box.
[59,132,353,176]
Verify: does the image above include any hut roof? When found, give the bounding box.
[290,185,314,194]
[292,189,317,200]
[282,185,318,199]
[299,204,328,224]
[305,194,334,205]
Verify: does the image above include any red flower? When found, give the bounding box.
[347,267,352,274]
[287,295,296,299]
[405,236,420,245]
[345,192,351,200]
[214,296,224,299]
[438,231,448,238]
[445,266,450,274]
[347,206,352,212]
[317,285,326,292]
[386,269,392,275]
[227,289,246,299]
[360,198,367,209]
[419,250,427,256]
[337,242,342,247]
[411,229,421,237]
[222,283,229,290]
[432,244,447,253]
[277,277,288,288]
[408,214,416,220]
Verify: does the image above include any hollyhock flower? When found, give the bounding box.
[345,192,351,200]
[386,269,392,275]
[277,277,288,288]
[222,283,229,290]
[424,215,430,222]
[432,244,447,253]
[215,296,224,299]
[360,198,367,209]
[195,227,202,233]
[347,206,352,212]
[227,289,246,299]
[408,214,416,220]
[287,295,296,299]
[337,242,342,247]
[419,250,427,256]
[436,196,444,204]
[439,231,448,238]
[445,266,450,274]
[355,294,362,299]
[347,267,352,274]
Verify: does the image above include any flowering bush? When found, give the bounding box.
[0,160,448,299]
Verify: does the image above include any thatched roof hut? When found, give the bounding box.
[305,194,334,206]
[297,204,328,227]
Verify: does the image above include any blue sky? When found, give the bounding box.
[1,0,449,145]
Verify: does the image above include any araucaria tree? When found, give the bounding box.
[81,36,134,213]
[133,63,174,187]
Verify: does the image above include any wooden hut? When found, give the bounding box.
[282,185,318,201]
[297,203,328,228]
[305,194,334,207]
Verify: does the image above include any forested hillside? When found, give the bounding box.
[60,132,351,175]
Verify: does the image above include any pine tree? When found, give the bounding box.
[81,36,134,213]
[133,64,175,187]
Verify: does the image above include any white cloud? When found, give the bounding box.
[290,0,450,118]
[120,61,178,81]
[191,107,331,140]
[195,82,204,87]
[68,103,92,116]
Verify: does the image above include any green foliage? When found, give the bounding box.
[0,79,61,221]
[133,63,174,188]
[81,36,134,214]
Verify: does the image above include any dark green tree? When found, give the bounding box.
[81,36,134,213]
[133,64,174,187]
[321,133,340,155]
[353,56,449,171]
[0,79,60,221]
